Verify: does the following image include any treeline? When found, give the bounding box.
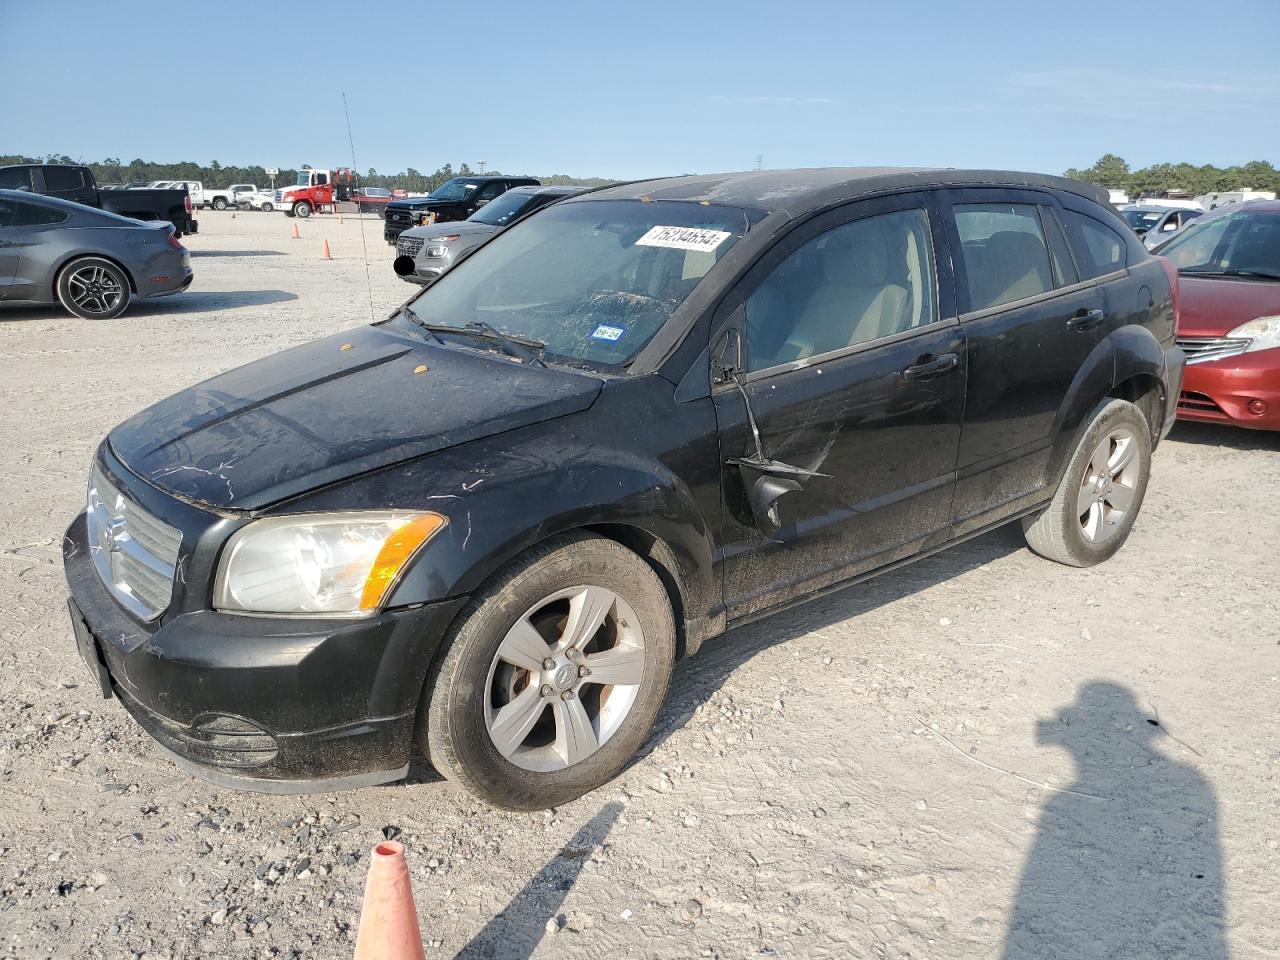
[1064,154,1280,197]
[0,154,615,193]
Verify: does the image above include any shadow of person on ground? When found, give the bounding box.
[1001,681,1228,959]
[636,522,1027,764]
[454,801,622,959]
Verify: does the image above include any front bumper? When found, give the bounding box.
[63,511,467,793]
[1176,348,1280,431]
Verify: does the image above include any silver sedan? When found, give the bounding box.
[0,189,192,319]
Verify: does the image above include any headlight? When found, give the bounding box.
[426,246,449,259]
[213,512,446,616]
[1227,315,1280,354]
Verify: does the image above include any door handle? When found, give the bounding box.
[1068,308,1105,331]
[901,353,959,381]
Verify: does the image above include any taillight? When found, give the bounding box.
[185,195,192,213]
[167,233,186,251]
[1157,255,1180,325]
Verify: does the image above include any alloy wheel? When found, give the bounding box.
[1077,428,1139,543]
[484,585,645,773]
[66,265,124,317]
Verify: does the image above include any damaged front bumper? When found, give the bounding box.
[63,511,466,794]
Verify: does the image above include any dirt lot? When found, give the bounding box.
[0,211,1276,960]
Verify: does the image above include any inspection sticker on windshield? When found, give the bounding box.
[590,324,626,342]
[635,225,732,252]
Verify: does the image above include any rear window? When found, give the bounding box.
[43,167,86,192]
[1063,210,1128,278]
[954,203,1056,311]
[0,167,33,191]
[12,201,70,226]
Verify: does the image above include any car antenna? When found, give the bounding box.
[342,92,376,324]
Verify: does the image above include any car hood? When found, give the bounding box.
[400,221,499,242]
[388,197,459,210]
[109,324,603,511]
[1176,275,1280,337]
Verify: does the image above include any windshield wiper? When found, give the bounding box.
[414,319,548,367]
[1181,268,1280,280]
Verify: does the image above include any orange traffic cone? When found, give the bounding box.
[291,222,301,239]
[321,239,332,260]
[354,841,425,960]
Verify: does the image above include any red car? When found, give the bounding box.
[1156,200,1280,430]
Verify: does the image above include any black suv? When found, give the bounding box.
[383,175,540,244]
[64,168,1184,810]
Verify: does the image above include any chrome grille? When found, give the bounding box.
[87,466,182,621]
[273,189,284,204]
[396,236,424,258]
[1175,336,1250,365]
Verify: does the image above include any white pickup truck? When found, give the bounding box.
[155,182,261,211]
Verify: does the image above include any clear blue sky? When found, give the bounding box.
[3,0,1278,178]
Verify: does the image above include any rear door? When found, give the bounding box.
[712,191,966,620]
[939,188,1105,536]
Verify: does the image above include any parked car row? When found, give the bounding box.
[0,163,198,237]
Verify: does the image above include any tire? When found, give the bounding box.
[294,201,312,218]
[424,534,675,810]
[1022,399,1153,567]
[211,197,228,211]
[56,256,131,320]
[261,202,273,213]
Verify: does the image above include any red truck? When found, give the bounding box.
[274,167,390,218]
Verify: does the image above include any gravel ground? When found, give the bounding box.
[1,211,1277,960]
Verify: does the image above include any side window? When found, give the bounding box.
[0,200,15,228]
[13,202,70,227]
[744,208,937,372]
[43,167,85,192]
[476,181,505,202]
[314,173,328,186]
[0,168,33,191]
[954,203,1055,311]
[1063,210,1127,278]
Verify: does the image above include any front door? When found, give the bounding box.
[937,189,1104,535]
[0,200,24,299]
[711,192,967,621]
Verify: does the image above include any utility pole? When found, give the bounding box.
[753,155,763,172]
[478,160,487,174]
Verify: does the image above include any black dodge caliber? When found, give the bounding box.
[64,169,1185,809]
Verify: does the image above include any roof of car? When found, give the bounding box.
[505,185,589,197]
[571,167,1111,215]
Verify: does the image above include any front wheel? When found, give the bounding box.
[1022,399,1152,567]
[293,201,312,218]
[56,257,131,320]
[423,534,675,810]
[260,202,273,213]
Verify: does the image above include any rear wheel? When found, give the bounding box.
[211,197,228,211]
[1022,399,1152,566]
[56,257,130,320]
[423,534,675,810]
[261,202,273,213]
[294,201,312,218]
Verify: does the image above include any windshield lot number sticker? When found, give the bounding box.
[635,225,732,252]
[591,324,626,342]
